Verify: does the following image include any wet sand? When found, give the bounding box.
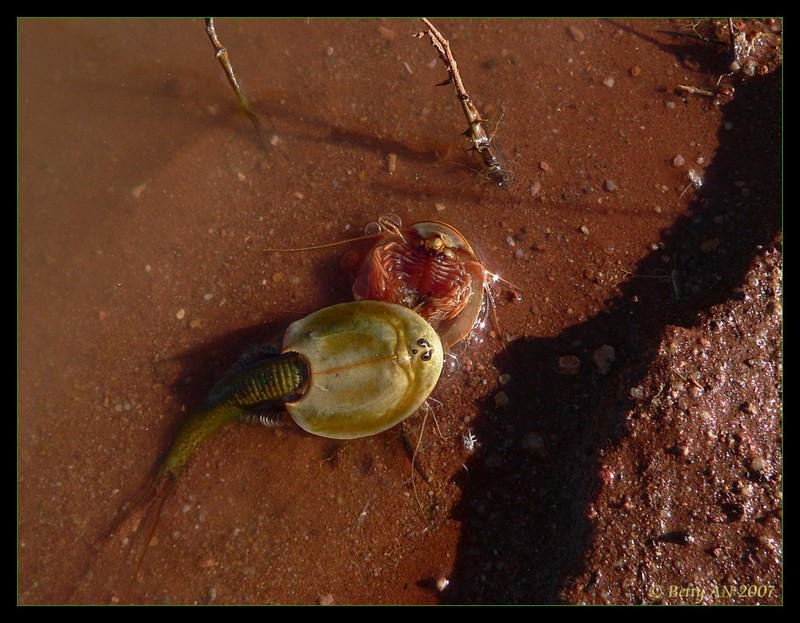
[19,18,781,604]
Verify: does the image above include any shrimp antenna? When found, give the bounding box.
[253,231,382,254]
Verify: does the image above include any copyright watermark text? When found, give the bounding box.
[648,583,778,603]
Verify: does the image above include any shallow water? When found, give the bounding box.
[19,18,781,604]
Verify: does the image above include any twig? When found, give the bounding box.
[415,18,512,187]
[205,18,268,152]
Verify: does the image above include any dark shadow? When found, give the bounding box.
[442,67,781,602]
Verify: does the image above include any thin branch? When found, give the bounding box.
[205,18,268,152]
[415,18,512,187]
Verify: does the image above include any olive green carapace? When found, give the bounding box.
[283,301,444,439]
[157,352,310,480]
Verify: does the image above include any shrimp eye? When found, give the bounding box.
[416,337,434,362]
[427,236,445,252]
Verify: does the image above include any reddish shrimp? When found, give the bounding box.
[353,215,501,350]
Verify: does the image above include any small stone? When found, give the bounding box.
[629,65,641,77]
[592,344,615,375]
[557,355,581,375]
[435,202,446,212]
[539,161,551,172]
[568,25,585,42]
[750,455,765,472]
[435,576,450,592]
[189,319,202,329]
[270,135,280,146]
[498,373,511,385]
[604,179,617,192]
[580,225,590,236]
[378,26,397,41]
[387,152,397,173]
[494,391,509,408]
[131,182,147,199]
[673,154,685,167]
[522,432,546,457]
[318,593,335,605]
[529,181,542,197]
[629,385,645,400]
[602,76,615,88]
[175,308,186,320]
[740,401,757,415]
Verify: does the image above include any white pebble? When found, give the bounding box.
[673,154,685,167]
[176,308,186,320]
[602,76,615,88]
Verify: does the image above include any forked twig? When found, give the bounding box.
[415,18,512,187]
[205,18,268,152]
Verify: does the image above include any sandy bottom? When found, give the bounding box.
[19,18,781,604]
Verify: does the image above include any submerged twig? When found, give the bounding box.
[415,18,512,187]
[205,18,268,152]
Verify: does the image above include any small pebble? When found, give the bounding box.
[175,308,186,320]
[522,432,546,457]
[557,355,581,375]
[580,225,590,236]
[592,344,615,375]
[629,65,641,77]
[529,181,542,197]
[739,401,757,415]
[131,182,147,199]
[435,576,450,592]
[378,26,397,41]
[387,152,397,173]
[498,373,511,385]
[270,135,279,146]
[604,179,617,192]
[602,76,615,88]
[318,593,335,605]
[568,25,585,42]
[539,161,551,172]
[750,455,765,472]
[673,154,685,167]
[629,385,645,400]
[494,391,509,408]
[665,100,676,110]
